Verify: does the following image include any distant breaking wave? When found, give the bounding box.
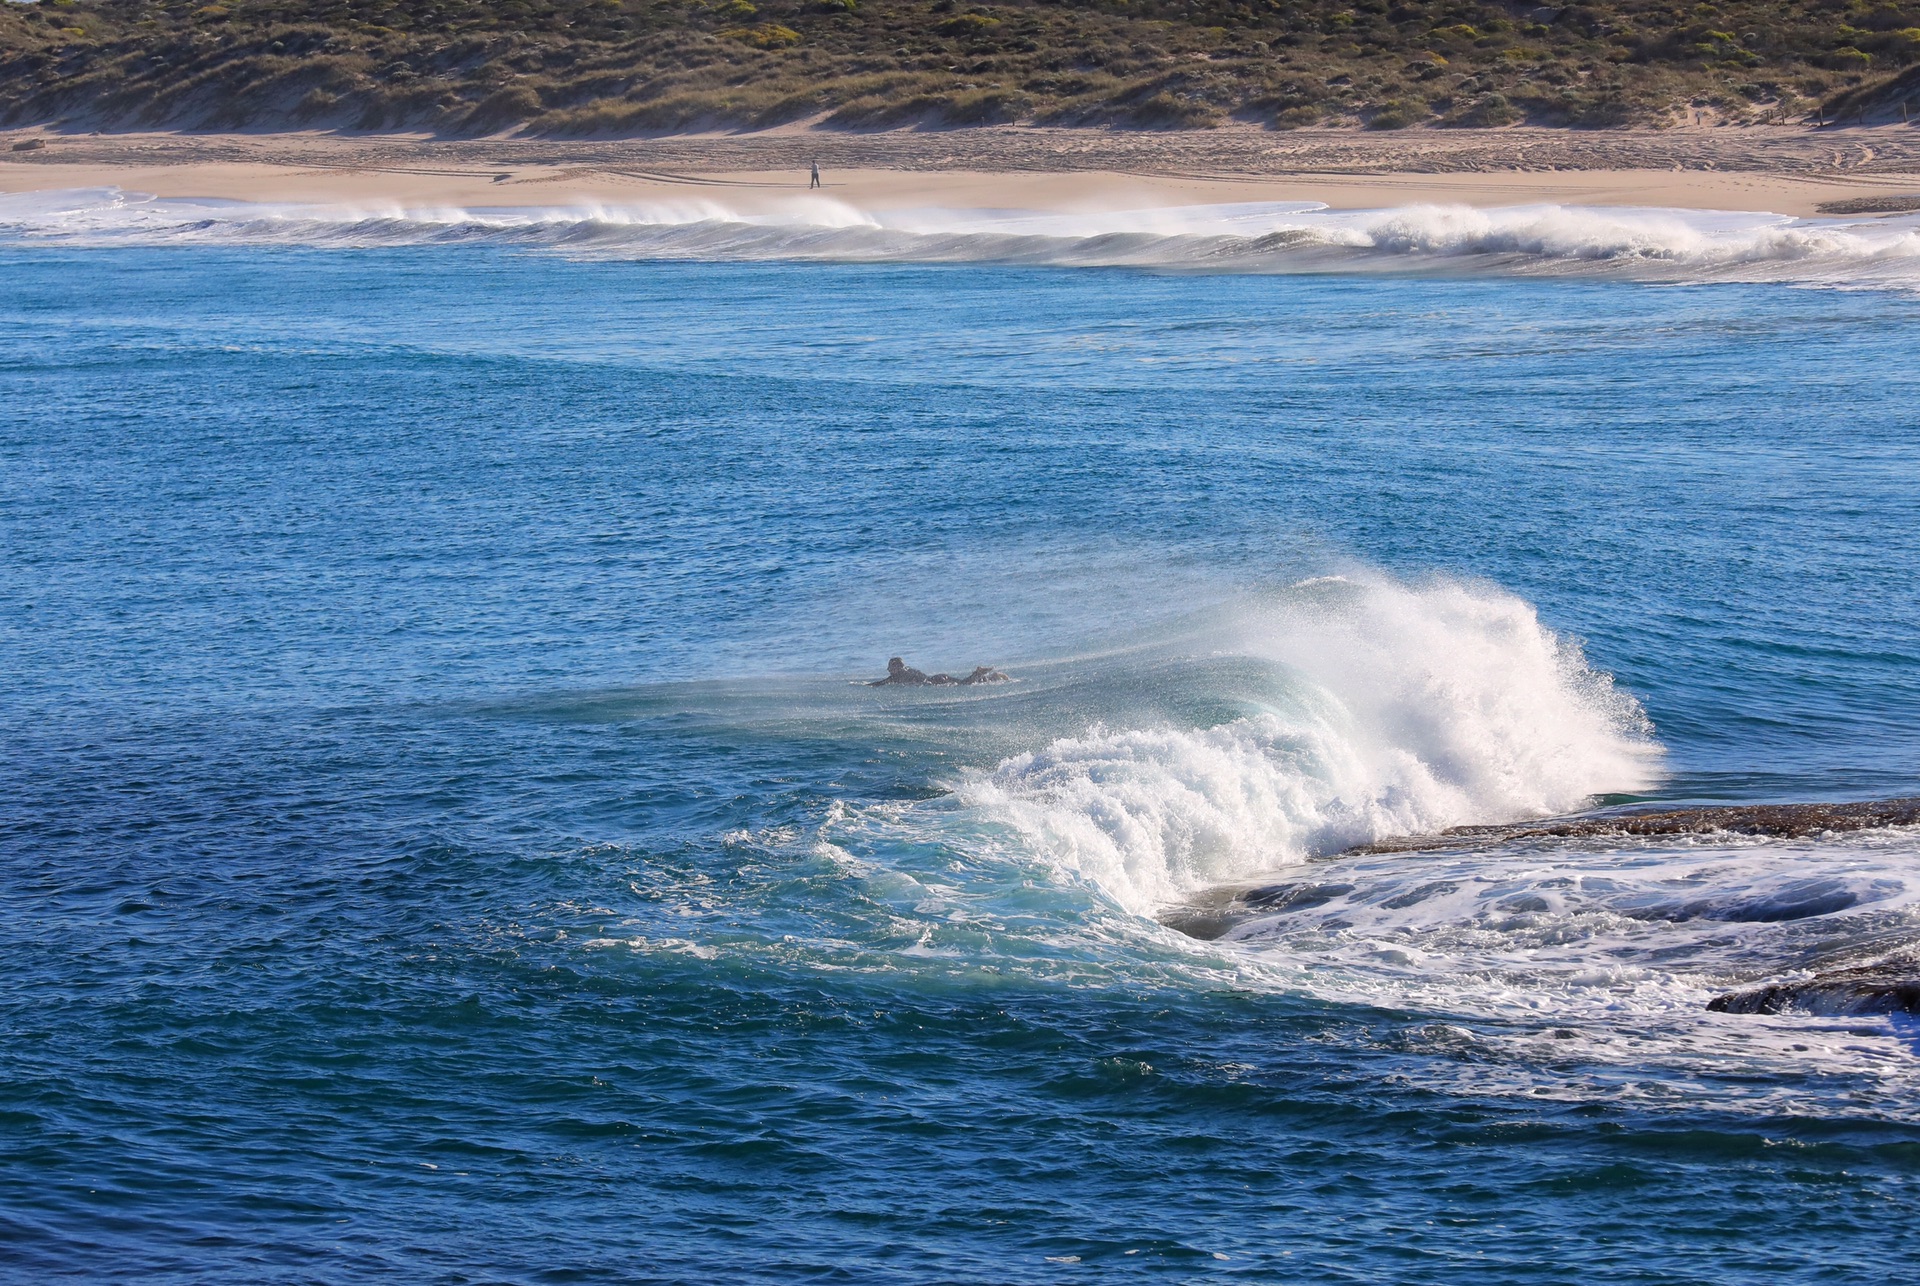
[5,187,1920,286]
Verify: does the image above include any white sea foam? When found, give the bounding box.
[5,187,1920,285]
[1189,823,1920,1094]
[956,574,1659,915]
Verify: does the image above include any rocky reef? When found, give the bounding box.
[1158,797,1920,945]
[1708,956,1920,1017]
[1349,797,1920,856]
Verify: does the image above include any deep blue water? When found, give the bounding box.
[4,247,1920,1283]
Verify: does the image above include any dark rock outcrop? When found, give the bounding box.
[1708,956,1920,1017]
[1349,798,1920,856]
[1159,881,1361,940]
[1817,194,1920,216]
[1158,798,1920,943]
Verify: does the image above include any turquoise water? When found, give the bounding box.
[4,228,1920,1282]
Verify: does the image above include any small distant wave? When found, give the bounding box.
[955,574,1659,915]
[5,187,1920,287]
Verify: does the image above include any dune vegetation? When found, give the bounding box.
[3,0,1919,134]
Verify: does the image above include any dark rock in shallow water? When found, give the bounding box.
[1350,797,1920,855]
[1379,879,1459,910]
[1708,957,1920,1017]
[1158,881,1360,940]
[1158,797,1920,944]
[1240,881,1355,912]
[1622,876,1861,925]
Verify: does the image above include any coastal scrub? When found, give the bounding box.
[1,0,1917,132]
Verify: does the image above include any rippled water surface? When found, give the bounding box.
[4,242,1919,1283]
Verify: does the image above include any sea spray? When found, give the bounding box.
[957,575,1660,915]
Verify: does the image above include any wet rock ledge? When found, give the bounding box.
[1348,797,1920,856]
[1709,955,1920,1017]
[1158,797,1920,958]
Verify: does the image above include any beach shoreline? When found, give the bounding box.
[5,125,1920,216]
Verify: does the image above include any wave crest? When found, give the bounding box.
[958,576,1658,914]
[4,188,1919,285]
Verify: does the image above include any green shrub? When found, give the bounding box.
[1443,91,1521,126]
[720,23,801,48]
[465,83,542,130]
[1821,45,1874,67]
[938,13,1000,35]
[1126,90,1221,127]
[1365,97,1425,127]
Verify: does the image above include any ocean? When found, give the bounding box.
[3,192,1919,1283]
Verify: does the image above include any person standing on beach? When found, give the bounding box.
[810,161,821,190]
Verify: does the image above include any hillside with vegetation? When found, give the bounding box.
[3,0,1919,134]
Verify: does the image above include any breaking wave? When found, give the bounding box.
[954,574,1659,915]
[899,575,1916,1066]
[6,187,1920,285]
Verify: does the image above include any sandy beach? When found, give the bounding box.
[5,126,1920,216]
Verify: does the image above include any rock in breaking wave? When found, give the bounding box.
[1349,797,1920,856]
[1708,957,1920,1017]
[1158,798,1920,943]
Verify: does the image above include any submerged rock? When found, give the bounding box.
[1349,797,1920,856]
[1622,876,1862,925]
[1708,956,1920,1017]
[1240,881,1356,912]
[1157,880,1359,940]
